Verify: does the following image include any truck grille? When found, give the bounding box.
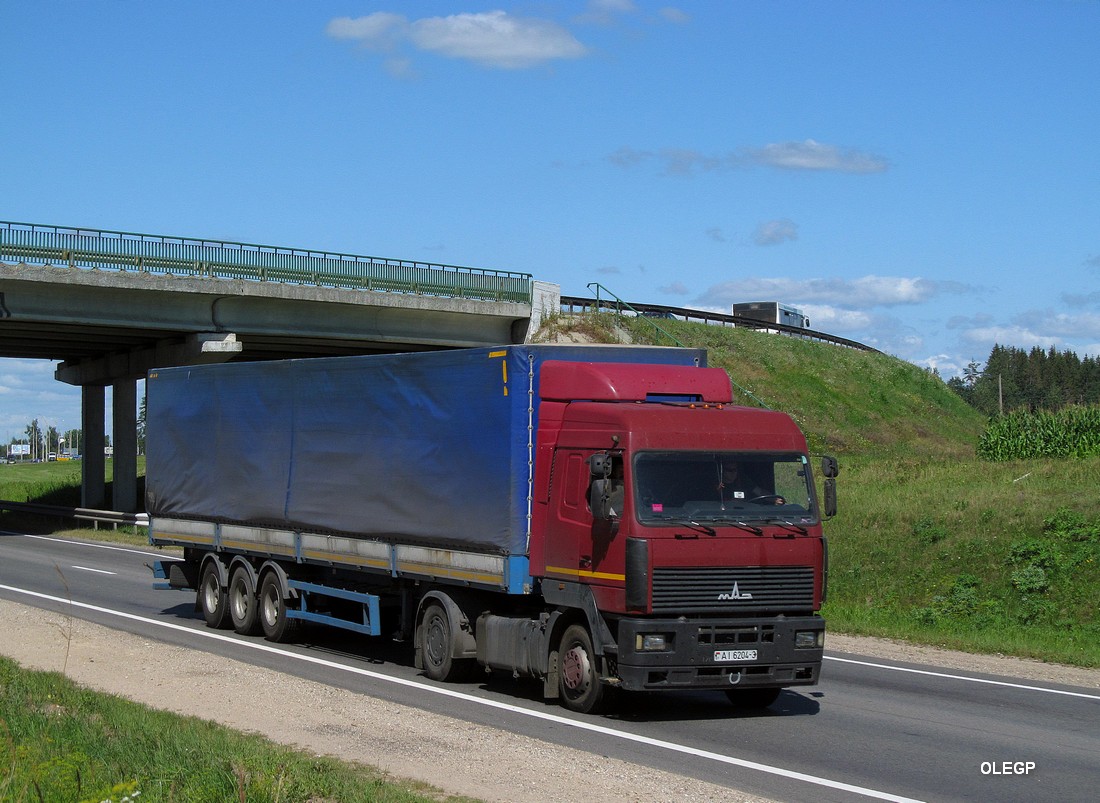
[651,566,815,613]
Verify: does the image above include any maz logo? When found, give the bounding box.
[718,582,753,601]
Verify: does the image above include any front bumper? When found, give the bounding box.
[614,615,825,691]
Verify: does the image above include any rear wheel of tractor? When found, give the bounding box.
[199,561,229,629]
[725,687,782,709]
[558,623,606,714]
[228,566,260,636]
[258,572,299,643]
[420,602,475,682]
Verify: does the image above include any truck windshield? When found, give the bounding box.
[633,451,816,524]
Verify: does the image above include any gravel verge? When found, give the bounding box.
[4,599,1097,801]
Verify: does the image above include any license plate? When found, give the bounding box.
[714,649,758,662]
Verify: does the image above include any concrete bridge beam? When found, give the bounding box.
[56,332,242,386]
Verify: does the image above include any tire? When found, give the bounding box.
[557,623,606,714]
[258,572,299,643]
[725,687,782,709]
[419,602,475,682]
[199,561,229,629]
[228,565,260,636]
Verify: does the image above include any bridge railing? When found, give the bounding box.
[0,221,533,304]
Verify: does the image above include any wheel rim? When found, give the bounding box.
[562,644,591,696]
[261,586,279,627]
[231,581,248,621]
[202,574,220,614]
[425,612,448,669]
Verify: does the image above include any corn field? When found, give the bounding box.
[978,405,1100,460]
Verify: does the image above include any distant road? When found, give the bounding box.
[2,532,1096,803]
[560,294,881,352]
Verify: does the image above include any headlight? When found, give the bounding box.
[636,633,671,651]
[795,630,824,649]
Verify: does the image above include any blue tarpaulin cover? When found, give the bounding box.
[146,345,706,555]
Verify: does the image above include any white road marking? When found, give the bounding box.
[17,532,171,559]
[825,655,1100,700]
[0,582,920,803]
[70,565,116,576]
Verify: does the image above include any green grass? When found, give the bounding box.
[0,657,457,803]
[6,320,1100,670]
[0,457,146,507]
[2,316,1098,798]
[620,315,1100,667]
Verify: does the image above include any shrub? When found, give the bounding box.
[912,516,949,545]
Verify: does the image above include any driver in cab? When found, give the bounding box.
[718,461,785,506]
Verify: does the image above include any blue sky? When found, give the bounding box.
[3,1,1099,442]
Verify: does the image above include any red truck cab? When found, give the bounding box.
[530,360,829,712]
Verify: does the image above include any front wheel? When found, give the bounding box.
[419,602,475,682]
[558,624,606,714]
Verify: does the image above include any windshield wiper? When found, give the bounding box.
[705,518,764,535]
[648,516,716,536]
[766,519,808,535]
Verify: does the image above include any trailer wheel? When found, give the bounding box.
[199,561,229,629]
[419,602,475,682]
[228,566,260,636]
[725,687,781,709]
[558,623,606,714]
[258,573,299,643]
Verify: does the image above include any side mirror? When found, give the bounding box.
[589,478,613,520]
[589,453,612,478]
[821,455,839,479]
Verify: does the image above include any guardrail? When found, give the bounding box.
[560,294,880,353]
[1,220,533,305]
[583,282,686,347]
[0,500,148,530]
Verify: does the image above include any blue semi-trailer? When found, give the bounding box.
[148,344,834,713]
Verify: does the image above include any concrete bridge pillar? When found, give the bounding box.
[112,379,138,513]
[81,386,105,509]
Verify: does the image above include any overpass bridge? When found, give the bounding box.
[1,221,557,512]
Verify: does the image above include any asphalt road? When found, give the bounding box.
[1,530,1097,803]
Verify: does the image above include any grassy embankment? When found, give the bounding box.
[4,317,1099,668]
[611,313,1100,668]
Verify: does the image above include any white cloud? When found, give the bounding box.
[1013,309,1100,340]
[0,359,83,440]
[606,139,888,176]
[327,11,588,69]
[744,139,888,173]
[696,275,966,310]
[916,353,965,377]
[796,304,873,332]
[753,219,798,246]
[326,12,408,50]
[959,324,1064,352]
